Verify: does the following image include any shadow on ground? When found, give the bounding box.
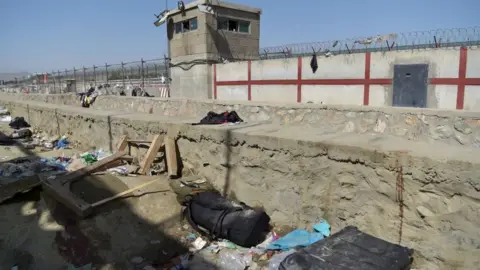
[0,130,218,269]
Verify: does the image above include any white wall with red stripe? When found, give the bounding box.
[212,48,480,111]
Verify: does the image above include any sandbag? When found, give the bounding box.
[279,226,414,270]
[184,191,270,247]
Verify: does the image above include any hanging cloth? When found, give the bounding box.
[310,53,318,73]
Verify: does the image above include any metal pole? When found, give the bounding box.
[105,63,109,84]
[83,66,86,90]
[73,67,77,92]
[93,65,97,86]
[141,58,145,87]
[121,62,125,88]
[52,70,56,93]
[64,69,68,92]
[58,70,61,93]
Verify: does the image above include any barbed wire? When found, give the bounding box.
[2,26,479,85]
[249,26,480,60]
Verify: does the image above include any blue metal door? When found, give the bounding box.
[392,64,428,108]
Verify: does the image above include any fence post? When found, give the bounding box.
[154,64,158,79]
[52,70,56,93]
[58,70,62,93]
[121,62,125,88]
[73,67,77,92]
[141,58,145,87]
[83,66,86,90]
[105,63,109,84]
[93,65,97,86]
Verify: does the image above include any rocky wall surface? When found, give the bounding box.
[2,93,480,148]
[1,99,480,269]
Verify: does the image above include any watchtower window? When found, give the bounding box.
[217,17,250,33]
[174,17,198,34]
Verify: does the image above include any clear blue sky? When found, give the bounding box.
[0,0,479,73]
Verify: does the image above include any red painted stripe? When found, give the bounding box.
[456,47,467,109]
[213,64,217,99]
[430,78,480,85]
[363,52,371,105]
[247,60,252,101]
[297,57,302,103]
[216,78,392,86]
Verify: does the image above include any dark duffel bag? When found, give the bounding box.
[279,226,414,270]
[183,191,271,247]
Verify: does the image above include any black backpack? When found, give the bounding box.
[183,191,271,247]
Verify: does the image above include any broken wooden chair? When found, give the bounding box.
[41,134,179,218]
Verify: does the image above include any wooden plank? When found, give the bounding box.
[91,178,158,208]
[127,140,153,144]
[60,150,127,185]
[117,136,129,152]
[138,135,163,175]
[164,135,178,178]
[42,178,92,217]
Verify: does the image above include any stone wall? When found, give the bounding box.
[1,98,480,269]
[2,93,480,148]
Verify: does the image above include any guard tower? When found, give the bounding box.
[164,0,262,99]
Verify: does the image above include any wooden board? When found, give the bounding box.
[117,135,129,152]
[164,135,178,178]
[61,150,127,185]
[138,135,163,175]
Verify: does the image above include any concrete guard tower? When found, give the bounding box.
[164,0,262,99]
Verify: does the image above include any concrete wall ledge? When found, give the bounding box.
[1,99,480,268]
[3,93,480,118]
[2,93,480,148]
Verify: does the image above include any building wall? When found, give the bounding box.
[168,4,260,99]
[213,47,480,111]
[168,9,209,59]
[206,6,260,60]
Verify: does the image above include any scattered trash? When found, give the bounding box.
[218,240,239,249]
[11,128,32,139]
[186,233,197,239]
[268,249,296,270]
[0,157,67,179]
[169,253,190,270]
[312,219,330,237]
[191,237,207,251]
[80,153,98,164]
[43,142,54,149]
[206,244,221,253]
[267,220,330,250]
[1,115,12,122]
[55,137,70,149]
[0,106,9,115]
[256,232,279,250]
[107,166,129,176]
[218,250,252,270]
